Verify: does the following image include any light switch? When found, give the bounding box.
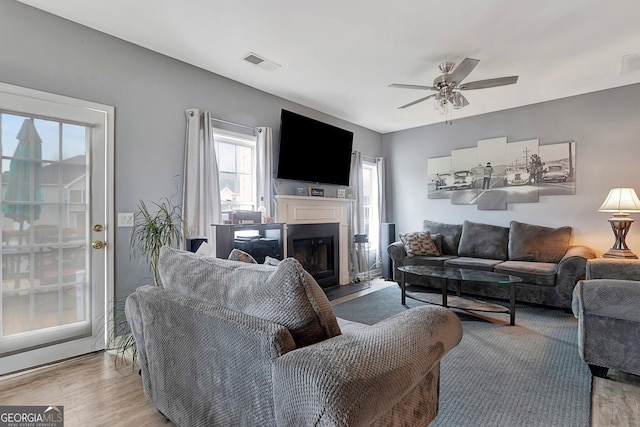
[118,213,134,227]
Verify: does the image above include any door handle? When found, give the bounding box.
[92,241,105,250]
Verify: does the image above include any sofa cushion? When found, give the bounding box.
[158,247,341,348]
[494,260,557,287]
[423,220,463,256]
[399,231,441,257]
[444,256,503,271]
[508,221,572,263]
[431,233,443,255]
[402,254,458,268]
[458,221,509,260]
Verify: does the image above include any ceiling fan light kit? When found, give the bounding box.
[391,58,519,124]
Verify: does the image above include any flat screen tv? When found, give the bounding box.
[276,109,353,186]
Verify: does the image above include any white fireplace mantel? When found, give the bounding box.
[275,195,353,285]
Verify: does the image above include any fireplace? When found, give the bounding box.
[275,195,353,285]
[287,223,339,288]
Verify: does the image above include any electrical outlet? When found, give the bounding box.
[118,213,134,227]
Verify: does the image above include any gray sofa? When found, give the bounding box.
[388,220,596,309]
[125,247,463,426]
[572,258,640,377]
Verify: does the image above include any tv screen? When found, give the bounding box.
[276,109,353,186]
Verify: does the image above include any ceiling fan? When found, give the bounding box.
[390,58,518,113]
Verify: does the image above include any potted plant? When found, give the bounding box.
[130,196,185,286]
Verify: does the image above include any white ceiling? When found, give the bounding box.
[17,0,640,134]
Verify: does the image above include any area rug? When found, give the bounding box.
[324,282,372,301]
[332,286,592,427]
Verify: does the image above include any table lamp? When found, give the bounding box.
[598,187,640,258]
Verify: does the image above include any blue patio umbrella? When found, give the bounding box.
[2,118,43,239]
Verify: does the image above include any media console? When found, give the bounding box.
[210,223,283,263]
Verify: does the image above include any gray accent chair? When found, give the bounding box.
[125,247,463,426]
[572,258,640,377]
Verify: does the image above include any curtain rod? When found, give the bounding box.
[211,117,258,133]
[359,153,382,162]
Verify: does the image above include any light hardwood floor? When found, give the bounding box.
[0,352,172,427]
[1,280,638,427]
[592,370,640,427]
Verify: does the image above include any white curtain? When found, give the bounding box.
[376,156,387,259]
[349,151,364,276]
[256,127,274,218]
[182,108,221,245]
[376,157,386,223]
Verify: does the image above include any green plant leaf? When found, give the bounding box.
[130,196,186,286]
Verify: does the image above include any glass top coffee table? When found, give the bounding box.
[397,265,523,325]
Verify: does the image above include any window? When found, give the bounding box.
[362,160,380,264]
[212,128,257,221]
[68,189,84,203]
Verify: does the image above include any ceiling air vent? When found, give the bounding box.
[620,54,640,76]
[243,52,281,72]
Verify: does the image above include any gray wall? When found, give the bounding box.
[0,0,382,296]
[4,0,639,295]
[383,83,640,256]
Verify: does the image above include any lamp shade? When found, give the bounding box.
[598,188,640,213]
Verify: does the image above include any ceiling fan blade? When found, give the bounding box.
[398,94,436,109]
[459,76,519,90]
[448,58,480,85]
[389,83,434,90]
[452,92,469,109]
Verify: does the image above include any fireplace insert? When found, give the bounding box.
[287,223,339,288]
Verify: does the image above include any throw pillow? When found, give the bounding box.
[228,248,257,263]
[158,247,341,348]
[399,231,441,257]
[508,221,572,263]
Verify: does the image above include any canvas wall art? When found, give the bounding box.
[427,137,576,210]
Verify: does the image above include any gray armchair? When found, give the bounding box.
[126,247,463,426]
[572,258,640,377]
